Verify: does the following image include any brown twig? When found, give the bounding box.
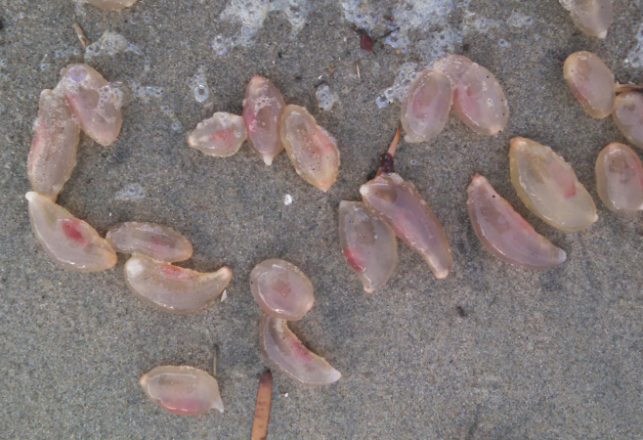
[377,125,400,176]
[250,371,273,440]
[387,125,400,157]
[72,23,89,49]
[616,83,643,93]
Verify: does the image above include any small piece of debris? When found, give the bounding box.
[221,290,228,302]
[251,371,273,440]
[72,23,89,49]
[284,194,293,206]
[360,33,374,51]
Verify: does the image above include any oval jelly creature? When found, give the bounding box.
[28,90,80,201]
[140,366,224,415]
[242,76,286,165]
[124,255,232,314]
[360,174,452,279]
[613,92,643,149]
[85,0,138,11]
[188,112,247,157]
[596,142,643,215]
[280,105,340,192]
[338,201,397,293]
[467,175,567,270]
[250,259,314,321]
[566,0,613,39]
[435,55,509,136]
[56,64,123,146]
[26,192,117,272]
[510,137,597,232]
[106,222,193,262]
[400,69,453,143]
[564,51,615,119]
[259,315,341,387]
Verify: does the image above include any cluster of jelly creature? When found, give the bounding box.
[188,75,340,192]
[25,0,643,417]
[251,259,341,387]
[339,48,643,294]
[399,54,509,142]
[27,61,341,413]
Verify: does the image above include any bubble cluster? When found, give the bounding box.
[53,47,82,60]
[130,83,164,102]
[376,62,421,109]
[213,0,310,55]
[115,183,146,201]
[85,31,142,61]
[97,83,124,111]
[315,84,339,111]
[160,104,183,132]
[507,12,535,28]
[463,11,503,34]
[626,22,643,69]
[212,35,231,56]
[342,0,458,58]
[129,82,182,132]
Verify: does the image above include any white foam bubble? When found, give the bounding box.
[214,0,310,55]
[85,30,141,62]
[115,183,146,201]
[625,22,643,69]
[188,68,214,107]
[375,62,420,108]
[315,84,339,111]
[341,0,459,59]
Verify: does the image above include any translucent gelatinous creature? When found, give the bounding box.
[467,175,567,270]
[56,64,123,146]
[26,191,117,272]
[361,174,452,278]
[259,315,341,387]
[85,0,138,11]
[140,365,224,415]
[400,69,452,143]
[106,222,193,262]
[124,255,232,313]
[187,112,247,157]
[563,51,615,119]
[280,105,340,192]
[565,0,613,39]
[242,76,286,165]
[250,259,314,321]
[28,90,80,201]
[613,92,643,149]
[338,201,397,293]
[595,142,643,215]
[435,55,509,136]
[509,137,597,231]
